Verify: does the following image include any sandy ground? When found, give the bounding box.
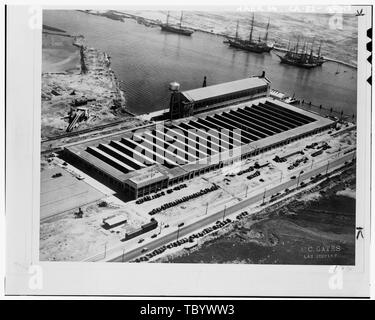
[40,197,149,261]
[42,31,131,138]
[40,166,105,220]
[126,177,236,227]
[157,166,356,264]
[40,123,356,261]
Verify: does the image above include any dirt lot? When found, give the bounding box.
[42,30,133,138]
[40,166,105,220]
[40,196,149,261]
[126,177,236,227]
[163,166,356,265]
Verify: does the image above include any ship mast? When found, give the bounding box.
[166,11,170,25]
[264,17,270,42]
[295,37,299,54]
[235,20,239,39]
[179,11,184,29]
[309,40,315,62]
[318,40,322,57]
[249,13,254,43]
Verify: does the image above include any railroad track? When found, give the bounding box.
[41,116,137,144]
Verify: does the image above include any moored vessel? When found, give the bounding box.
[161,11,194,36]
[276,39,326,69]
[226,14,273,53]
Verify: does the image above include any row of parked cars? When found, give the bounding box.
[273,151,304,163]
[246,170,260,180]
[237,161,269,177]
[270,192,282,202]
[273,155,288,163]
[134,237,190,262]
[288,156,308,170]
[133,218,233,263]
[310,173,323,183]
[306,142,319,149]
[148,184,220,216]
[135,191,165,204]
[187,219,232,243]
[317,143,331,151]
[174,183,187,191]
[236,211,250,220]
[311,149,324,157]
[237,165,255,176]
[135,184,188,204]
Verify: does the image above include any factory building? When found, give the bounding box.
[64,77,335,199]
[169,74,270,119]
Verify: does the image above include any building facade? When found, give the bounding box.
[169,75,271,120]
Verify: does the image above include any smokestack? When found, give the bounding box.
[202,76,207,87]
[261,71,266,78]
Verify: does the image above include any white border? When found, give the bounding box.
[4,3,372,297]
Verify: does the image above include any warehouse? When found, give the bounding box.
[63,86,335,200]
[169,74,270,119]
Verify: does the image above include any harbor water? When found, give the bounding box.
[42,10,357,264]
[43,10,357,116]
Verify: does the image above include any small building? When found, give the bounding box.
[103,215,127,229]
[169,75,270,119]
[124,219,158,240]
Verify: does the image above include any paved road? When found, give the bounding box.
[105,152,355,263]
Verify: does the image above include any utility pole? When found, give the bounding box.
[177,226,180,241]
[205,202,209,215]
[280,171,283,183]
[326,161,330,175]
[262,188,266,204]
[297,172,302,187]
[158,222,164,235]
[122,248,125,262]
[223,205,227,221]
[311,159,314,169]
[245,185,249,197]
[104,242,107,259]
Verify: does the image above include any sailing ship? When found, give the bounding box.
[161,11,194,36]
[276,39,326,69]
[226,14,273,53]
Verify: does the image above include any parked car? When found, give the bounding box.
[52,173,62,178]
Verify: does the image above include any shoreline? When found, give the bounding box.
[154,165,356,264]
[77,9,357,70]
[41,30,135,139]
